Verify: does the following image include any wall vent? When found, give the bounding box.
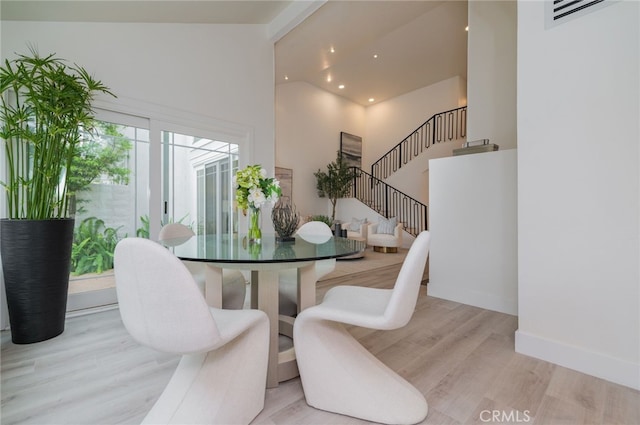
[546,0,617,28]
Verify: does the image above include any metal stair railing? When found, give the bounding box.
[371,106,467,180]
[349,167,427,236]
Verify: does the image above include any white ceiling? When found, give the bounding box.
[276,1,468,106]
[1,0,468,106]
[0,1,293,24]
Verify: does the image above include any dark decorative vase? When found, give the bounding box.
[1,218,75,344]
[272,200,299,243]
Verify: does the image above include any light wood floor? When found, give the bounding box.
[2,263,639,425]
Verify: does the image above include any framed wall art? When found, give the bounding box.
[340,132,362,169]
[275,167,293,203]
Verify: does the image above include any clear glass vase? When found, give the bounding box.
[248,207,262,243]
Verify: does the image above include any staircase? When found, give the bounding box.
[349,168,427,237]
[349,106,467,236]
[371,106,466,181]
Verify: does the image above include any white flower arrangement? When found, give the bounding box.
[235,164,281,213]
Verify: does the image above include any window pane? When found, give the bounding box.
[162,131,238,239]
[68,121,149,305]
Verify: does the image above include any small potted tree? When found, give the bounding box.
[314,151,355,224]
[0,47,114,343]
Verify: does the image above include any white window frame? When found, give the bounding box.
[65,98,253,315]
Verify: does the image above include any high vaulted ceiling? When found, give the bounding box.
[275,1,468,106]
[1,0,468,106]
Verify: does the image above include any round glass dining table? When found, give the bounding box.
[162,232,366,388]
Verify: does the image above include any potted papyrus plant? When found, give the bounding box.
[0,46,114,343]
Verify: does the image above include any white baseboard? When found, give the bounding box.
[515,330,640,390]
[427,282,518,316]
[66,288,117,312]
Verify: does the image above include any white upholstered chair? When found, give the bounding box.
[293,231,431,425]
[158,223,247,309]
[279,221,335,317]
[341,218,369,242]
[114,237,269,425]
[368,218,403,253]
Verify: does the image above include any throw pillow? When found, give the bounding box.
[376,217,397,235]
[348,217,367,232]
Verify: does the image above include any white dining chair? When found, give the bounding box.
[158,223,247,309]
[278,221,336,317]
[293,231,431,425]
[114,237,269,425]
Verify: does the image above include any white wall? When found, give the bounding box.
[467,0,517,149]
[517,0,639,390]
[276,81,366,218]
[428,150,518,315]
[426,5,519,316]
[1,21,276,168]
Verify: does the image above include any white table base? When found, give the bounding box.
[205,261,316,388]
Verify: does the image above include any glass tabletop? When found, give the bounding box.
[161,233,366,264]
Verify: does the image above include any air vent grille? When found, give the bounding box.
[546,0,616,28]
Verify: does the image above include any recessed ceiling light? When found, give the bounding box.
[465,26,469,31]
[330,46,335,53]
[327,75,332,83]
[284,75,289,80]
[373,54,378,59]
[338,84,345,89]
[368,98,375,103]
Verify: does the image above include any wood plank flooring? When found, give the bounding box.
[2,263,639,425]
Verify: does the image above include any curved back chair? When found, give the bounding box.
[157,222,195,246]
[295,221,335,275]
[279,221,336,317]
[114,238,269,425]
[293,231,431,424]
[158,223,247,309]
[296,221,333,242]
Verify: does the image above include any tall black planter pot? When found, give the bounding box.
[1,218,74,344]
